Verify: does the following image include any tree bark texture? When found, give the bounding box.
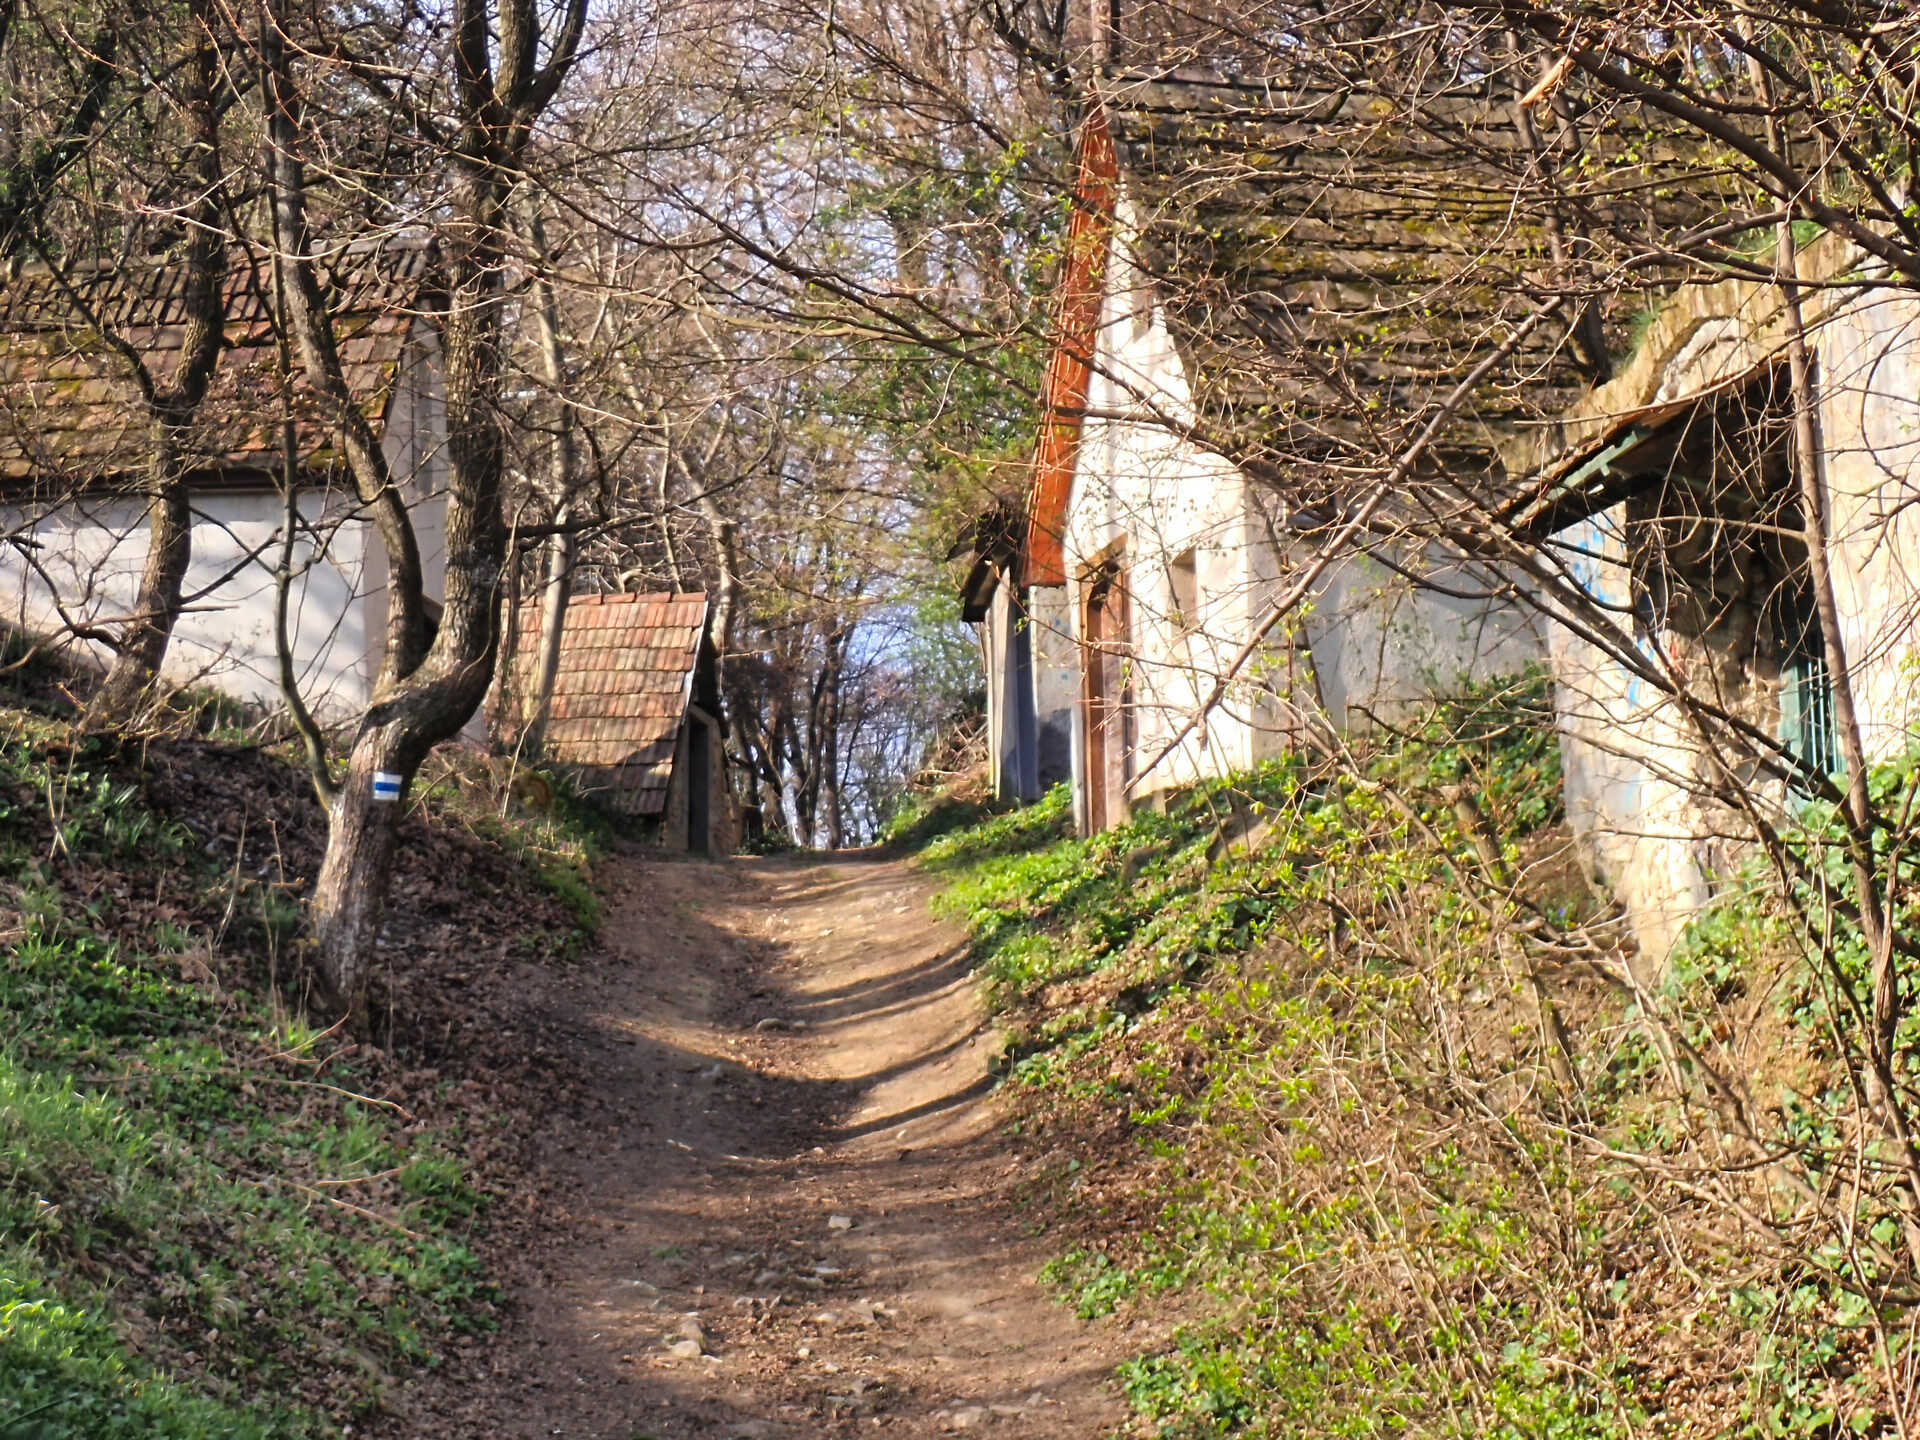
[85,0,225,725]
[308,727,411,1017]
[525,518,574,747]
[519,201,580,752]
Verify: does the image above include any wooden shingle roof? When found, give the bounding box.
[517,591,710,818]
[0,239,433,488]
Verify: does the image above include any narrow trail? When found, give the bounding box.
[431,850,1128,1439]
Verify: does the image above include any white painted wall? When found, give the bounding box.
[0,319,454,727]
[1,485,379,718]
[1544,249,1920,960]
[1548,505,1722,959]
[1304,545,1546,728]
[1058,197,1544,824]
[1062,197,1288,811]
[979,577,1034,802]
[1026,584,1076,794]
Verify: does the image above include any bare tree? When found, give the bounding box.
[260,0,587,1015]
[80,0,229,722]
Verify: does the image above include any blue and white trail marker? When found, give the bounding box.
[372,771,404,803]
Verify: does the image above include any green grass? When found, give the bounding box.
[925,672,1920,1436]
[0,706,526,1434]
[915,671,1902,1436]
[881,784,1012,851]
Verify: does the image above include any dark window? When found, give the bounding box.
[1778,589,1840,780]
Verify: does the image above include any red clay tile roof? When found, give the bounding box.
[0,239,433,488]
[514,591,710,817]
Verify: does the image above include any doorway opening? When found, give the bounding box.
[1083,551,1134,833]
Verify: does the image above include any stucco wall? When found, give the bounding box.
[980,580,1042,802]
[1063,197,1290,811]
[1059,196,1543,825]
[1549,506,1723,960]
[1026,584,1076,793]
[1542,244,1920,961]
[1304,546,1546,728]
[0,319,453,725]
[1,486,379,718]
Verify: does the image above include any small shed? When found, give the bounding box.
[512,590,733,854]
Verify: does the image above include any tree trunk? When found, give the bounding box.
[820,730,844,849]
[517,198,579,751]
[309,727,413,1018]
[264,0,589,1015]
[309,170,514,1000]
[84,0,225,725]
[0,14,117,266]
[87,475,191,723]
[819,652,846,850]
[699,488,742,693]
[524,515,574,748]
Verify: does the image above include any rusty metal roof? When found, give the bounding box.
[517,591,710,817]
[1024,102,1118,589]
[0,240,433,488]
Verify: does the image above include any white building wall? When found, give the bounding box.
[1818,285,1920,752]
[979,579,1037,802]
[1544,249,1920,962]
[1026,584,1077,795]
[1304,546,1546,728]
[0,317,454,726]
[0,485,379,719]
[1059,198,1544,823]
[1062,198,1284,807]
[1548,505,1721,961]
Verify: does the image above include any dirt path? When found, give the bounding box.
[412,850,1128,1439]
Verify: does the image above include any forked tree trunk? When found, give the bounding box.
[83,0,225,726]
[307,252,512,1003]
[262,0,588,1017]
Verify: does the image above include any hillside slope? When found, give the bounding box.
[0,643,603,1436]
[916,674,1910,1437]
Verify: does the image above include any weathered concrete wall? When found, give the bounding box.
[980,580,1042,802]
[1301,545,1546,730]
[1538,238,1920,960]
[1062,196,1299,817]
[0,486,379,718]
[1548,506,1724,959]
